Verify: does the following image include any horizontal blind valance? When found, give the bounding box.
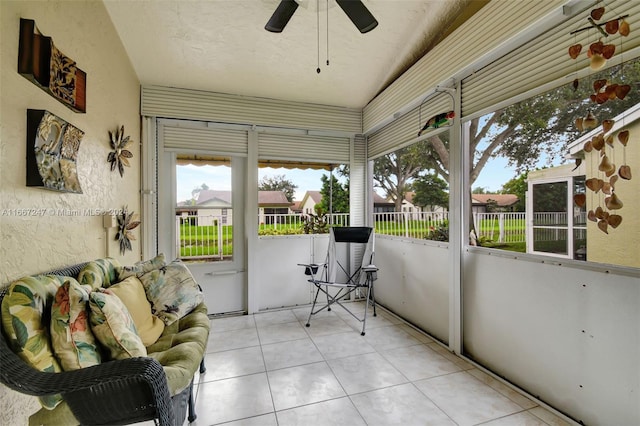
[258,133,350,165]
[142,85,362,134]
[368,92,453,159]
[461,0,640,119]
[162,126,248,155]
[363,0,564,133]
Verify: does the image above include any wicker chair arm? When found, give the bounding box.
[1,332,173,425]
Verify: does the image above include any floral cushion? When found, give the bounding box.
[50,279,101,370]
[1,275,67,409]
[77,258,121,290]
[108,276,165,346]
[139,259,204,326]
[115,253,166,281]
[89,289,146,360]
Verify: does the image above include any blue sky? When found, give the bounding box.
[177,164,334,202]
[177,156,520,203]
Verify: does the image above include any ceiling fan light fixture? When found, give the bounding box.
[265,0,299,33]
[336,0,378,33]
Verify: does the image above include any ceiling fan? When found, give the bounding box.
[265,0,378,34]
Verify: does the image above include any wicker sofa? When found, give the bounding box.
[0,256,210,426]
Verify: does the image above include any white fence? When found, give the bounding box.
[177,211,579,259]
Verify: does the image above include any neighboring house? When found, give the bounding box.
[565,103,640,268]
[290,200,302,214]
[176,190,293,226]
[471,194,519,213]
[258,191,293,224]
[372,193,394,213]
[298,191,322,215]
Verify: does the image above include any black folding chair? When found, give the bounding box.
[299,227,378,335]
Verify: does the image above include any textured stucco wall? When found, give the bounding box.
[586,119,640,268]
[0,1,141,423]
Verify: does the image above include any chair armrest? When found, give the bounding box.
[298,263,325,276]
[362,265,378,272]
[1,330,174,425]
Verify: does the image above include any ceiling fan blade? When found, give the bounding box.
[265,0,299,33]
[335,0,378,33]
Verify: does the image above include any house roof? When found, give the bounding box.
[259,191,292,206]
[197,190,231,204]
[373,193,393,206]
[567,103,640,157]
[191,190,292,207]
[471,194,518,207]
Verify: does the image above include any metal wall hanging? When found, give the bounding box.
[26,109,84,193]
[115,206,140,255]
[18,18,87,113]
[107,126,133,177]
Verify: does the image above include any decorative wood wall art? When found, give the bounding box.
[18,18,86,113]
[27,109,84,193]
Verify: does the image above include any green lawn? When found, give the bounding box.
[178,218,534,257]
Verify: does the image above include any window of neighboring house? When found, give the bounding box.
[372,129,451,241]
[466,57,639,269]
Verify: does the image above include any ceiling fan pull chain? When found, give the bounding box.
[326,0,330,66]
[317,0,321,73]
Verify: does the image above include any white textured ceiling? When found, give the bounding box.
[104,0,473,109]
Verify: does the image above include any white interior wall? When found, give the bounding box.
[463,250,639,425]
[0,1,141,424]
[372,237,450,343]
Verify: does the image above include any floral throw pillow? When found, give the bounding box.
[77,257,121,290]
[89,289,146,360]
[115,253,166,281]
[138,259,204,326]
[1,275,67,409]
[50,280,101,370]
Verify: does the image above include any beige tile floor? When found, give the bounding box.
[187,302,573,426]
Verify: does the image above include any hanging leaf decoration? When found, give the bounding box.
[107,125,133,178]
[615,84,631,100]
[617,130,629,146]
[619,19,630,36]
[602,44,616,59]
[591,7,605,21]
[593,79,607,92]
[574,193,586,207]
[605,19,619,34]
[608,214,622,228]
[597,219,609,234]
[115,206,141,255]
[591,133,605,150]
[619,165,632,180]
[569,44,582,59]
[602,119,615,133]
[605,193,623,210]
[583,111,598,129]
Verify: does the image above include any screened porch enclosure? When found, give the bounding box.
[141,1,640,425]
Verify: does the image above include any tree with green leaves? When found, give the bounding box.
[426,59,640,182]
[412,173,449,211]
[373,141,433,212]
[500,172,528,211]
[318,173,349,213]
[259,174,297,202]
[373,58,640,210]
